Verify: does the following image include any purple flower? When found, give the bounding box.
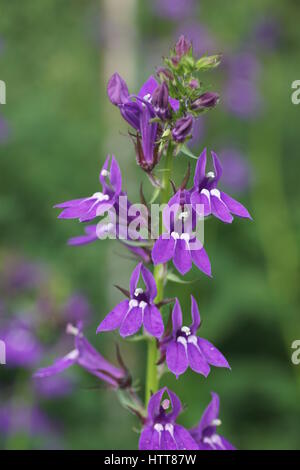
[190,392,235,450]
[97,263,164,338]
[190,148,252,223]
[0,318,42,368]
[34,323,128,389]
[135,100,160,171]
[54,155,122,222]
[63,294,91,324]
[139,387,198,450]
[152,0,195,21]
[152,190,211,277]
[34,375,73,398]
[218,148,252,193]
[224,78,261,118]
[172,115,194,143]
[163,297,230,378]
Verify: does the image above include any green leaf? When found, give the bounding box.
[180,144,198,160]
[166,272,198,284]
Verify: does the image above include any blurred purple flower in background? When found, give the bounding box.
[63,294,91,325]
[176,22,217,56]
[250,16,280,52]
[152,0,195,21]
[0,317,42,367]
[218,148,252,193]
[1,256,45,294]
[34,375,73,398]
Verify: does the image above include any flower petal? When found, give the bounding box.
[190,295,201,333]
[152,235,175,265]
[147,387,166,420]
[33,349,79,378]
[191,190,211,217]
[197,337,230,369]
[194,148,207,188]
[129,263,142,297]
[167,388,182,421]
[107,72,129,105]
[187,340,210,377]
[198,392,220,435]
[139,425,160,450]
[191,247,212,277]
[119,306,143,337]
[143,305,164,338]
[141,265,157,301]
[166,341,188,377]
[211,193,233,223]
[211,151,223,185]
[221,192,252,219]
[138,75,158,99]
[174,425,199,450]
[173,239,192,275]
[96,300,129,333]
[172,298,183,333]
[161,429,177,450]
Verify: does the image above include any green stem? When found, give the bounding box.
[145,143,174,405]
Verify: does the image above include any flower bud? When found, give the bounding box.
[189,79,200,89]
[190,92,220,111]
[175,35,192,58]
[152,82,171,120]
[107,72,129,106]
[156,67,174,82]
[172,115,193,143]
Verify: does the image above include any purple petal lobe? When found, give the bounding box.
[119,306,143,337]
[187,340,210,377]
[198,337,230,369]
[191,190,211,217]
[152,236,175,265]
[211,151,223,184]
[138,76,158,99]
[166,341,188,377]
[191,247,212,277]
[172,299,183,333]
[141,265,157,301]
[147,387,166,420]
[130,263,142,297]
[199,392,220,435]
[174,425,199,450]
[173,239,192,275]
[96,300,129,333]
[221,192,252,219]
[139,426,160,450]
[194,148,207,187]
[211,193,233,223]
[33,349,79,378]
[161,429,177,450]
[190,295,201,333]
[143,305,164,338]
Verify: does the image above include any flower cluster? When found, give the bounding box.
[35,35,252,450]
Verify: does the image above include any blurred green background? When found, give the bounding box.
[0,0,300,450]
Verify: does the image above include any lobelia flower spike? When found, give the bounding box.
[190,392,235,450]
[152,190,211,276]
[54,155,122,222]
[34,322,130,389]
[163,297,230,378]
[191,148,252,224]
[139,387,198,450]
[97,263,164,338]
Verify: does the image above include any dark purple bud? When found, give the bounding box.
[156,67,174,82]
[152,82,171,120]
[172,115,193,143]
[175,35,192,58]
[107,72,129,106]
[190,92,220,111]
[171,56,180,67]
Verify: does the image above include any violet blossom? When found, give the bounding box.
[97,263,164,338]
[34,323,129,389]
[54,155,122,222]
[139,387,198,450]
[190,148,252,223]
[190,392,235,450]
[163,297,230,378]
